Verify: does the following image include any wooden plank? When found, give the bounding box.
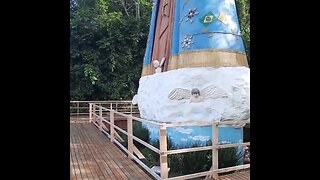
[127,116,133,159]
[114,130,124,142]
[133,144,146,159]
[165,122,212,127]
[72,124,89,179]
[77,102,79,118]
[159,125,168,179]
[217,164,250,174]
[212,124,219,179]
[168,166,250,180]
[219,142,250,149]
[99,106,103,131]
[165,120,250,127]
[167,170,212,180]
[132,135,161,154]
[81,123,120,180]
[89,103,92,123]
[70,126,82,180]
[110,110,115,142]
[76,123,102,180]
[167,145,213,155]
[131,116,161,126]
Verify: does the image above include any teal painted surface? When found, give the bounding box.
[143,123,243,146]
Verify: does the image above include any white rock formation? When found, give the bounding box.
[134,67,250,123]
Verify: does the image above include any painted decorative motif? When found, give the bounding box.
[185,8,199,23]
[217,12,227,25]
[200,12,216,26]
[181,35,194,48]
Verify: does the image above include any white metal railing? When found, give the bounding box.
[74,101,250,180]
[70,101,139,118]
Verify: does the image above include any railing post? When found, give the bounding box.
[160,124,168,179]
[89,103,92,123]
[212,123,219,179]
[77,102,79,119]
[110,110,115,142]
[130,103,133,115]
[116,102,118,111]
[127,116,133,159]
[93,103,96,123]
[99,105,103,132]
[110,103,113,110]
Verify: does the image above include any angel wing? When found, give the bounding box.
[159,57,166,67]
[201,85,229,99]
[168,88,191,100]
[132,94,138,105]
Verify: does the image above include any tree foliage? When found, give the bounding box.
[70,0,250,100]
[70,0,152,100]
[235,0,250,64]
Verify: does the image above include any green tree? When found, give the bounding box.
[236,0,250,64]
[70,0,152,100]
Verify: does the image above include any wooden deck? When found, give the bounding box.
[220,170,250,180]
[70,119,152,180]
[70,117,249,180]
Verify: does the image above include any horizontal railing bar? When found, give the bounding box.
[219,142,250,149]
[110,136,161,180]
[165,120,250,127]
[112,122,128,135]
[69,107,89,109]
[167,146,213,155]
[167,142,250,155]
[165,122,212,127]
[217,164,250,174]
[132,135,160,154]
[93,113,160,154]
[167,170,212,180]
[167,164,250,180]
[131,116,161,126]
[97,106,160,126]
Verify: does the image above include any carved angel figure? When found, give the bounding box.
[153,57,166,73]
[168,85,229,103]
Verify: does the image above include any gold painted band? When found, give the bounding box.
[141,49,248,76]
